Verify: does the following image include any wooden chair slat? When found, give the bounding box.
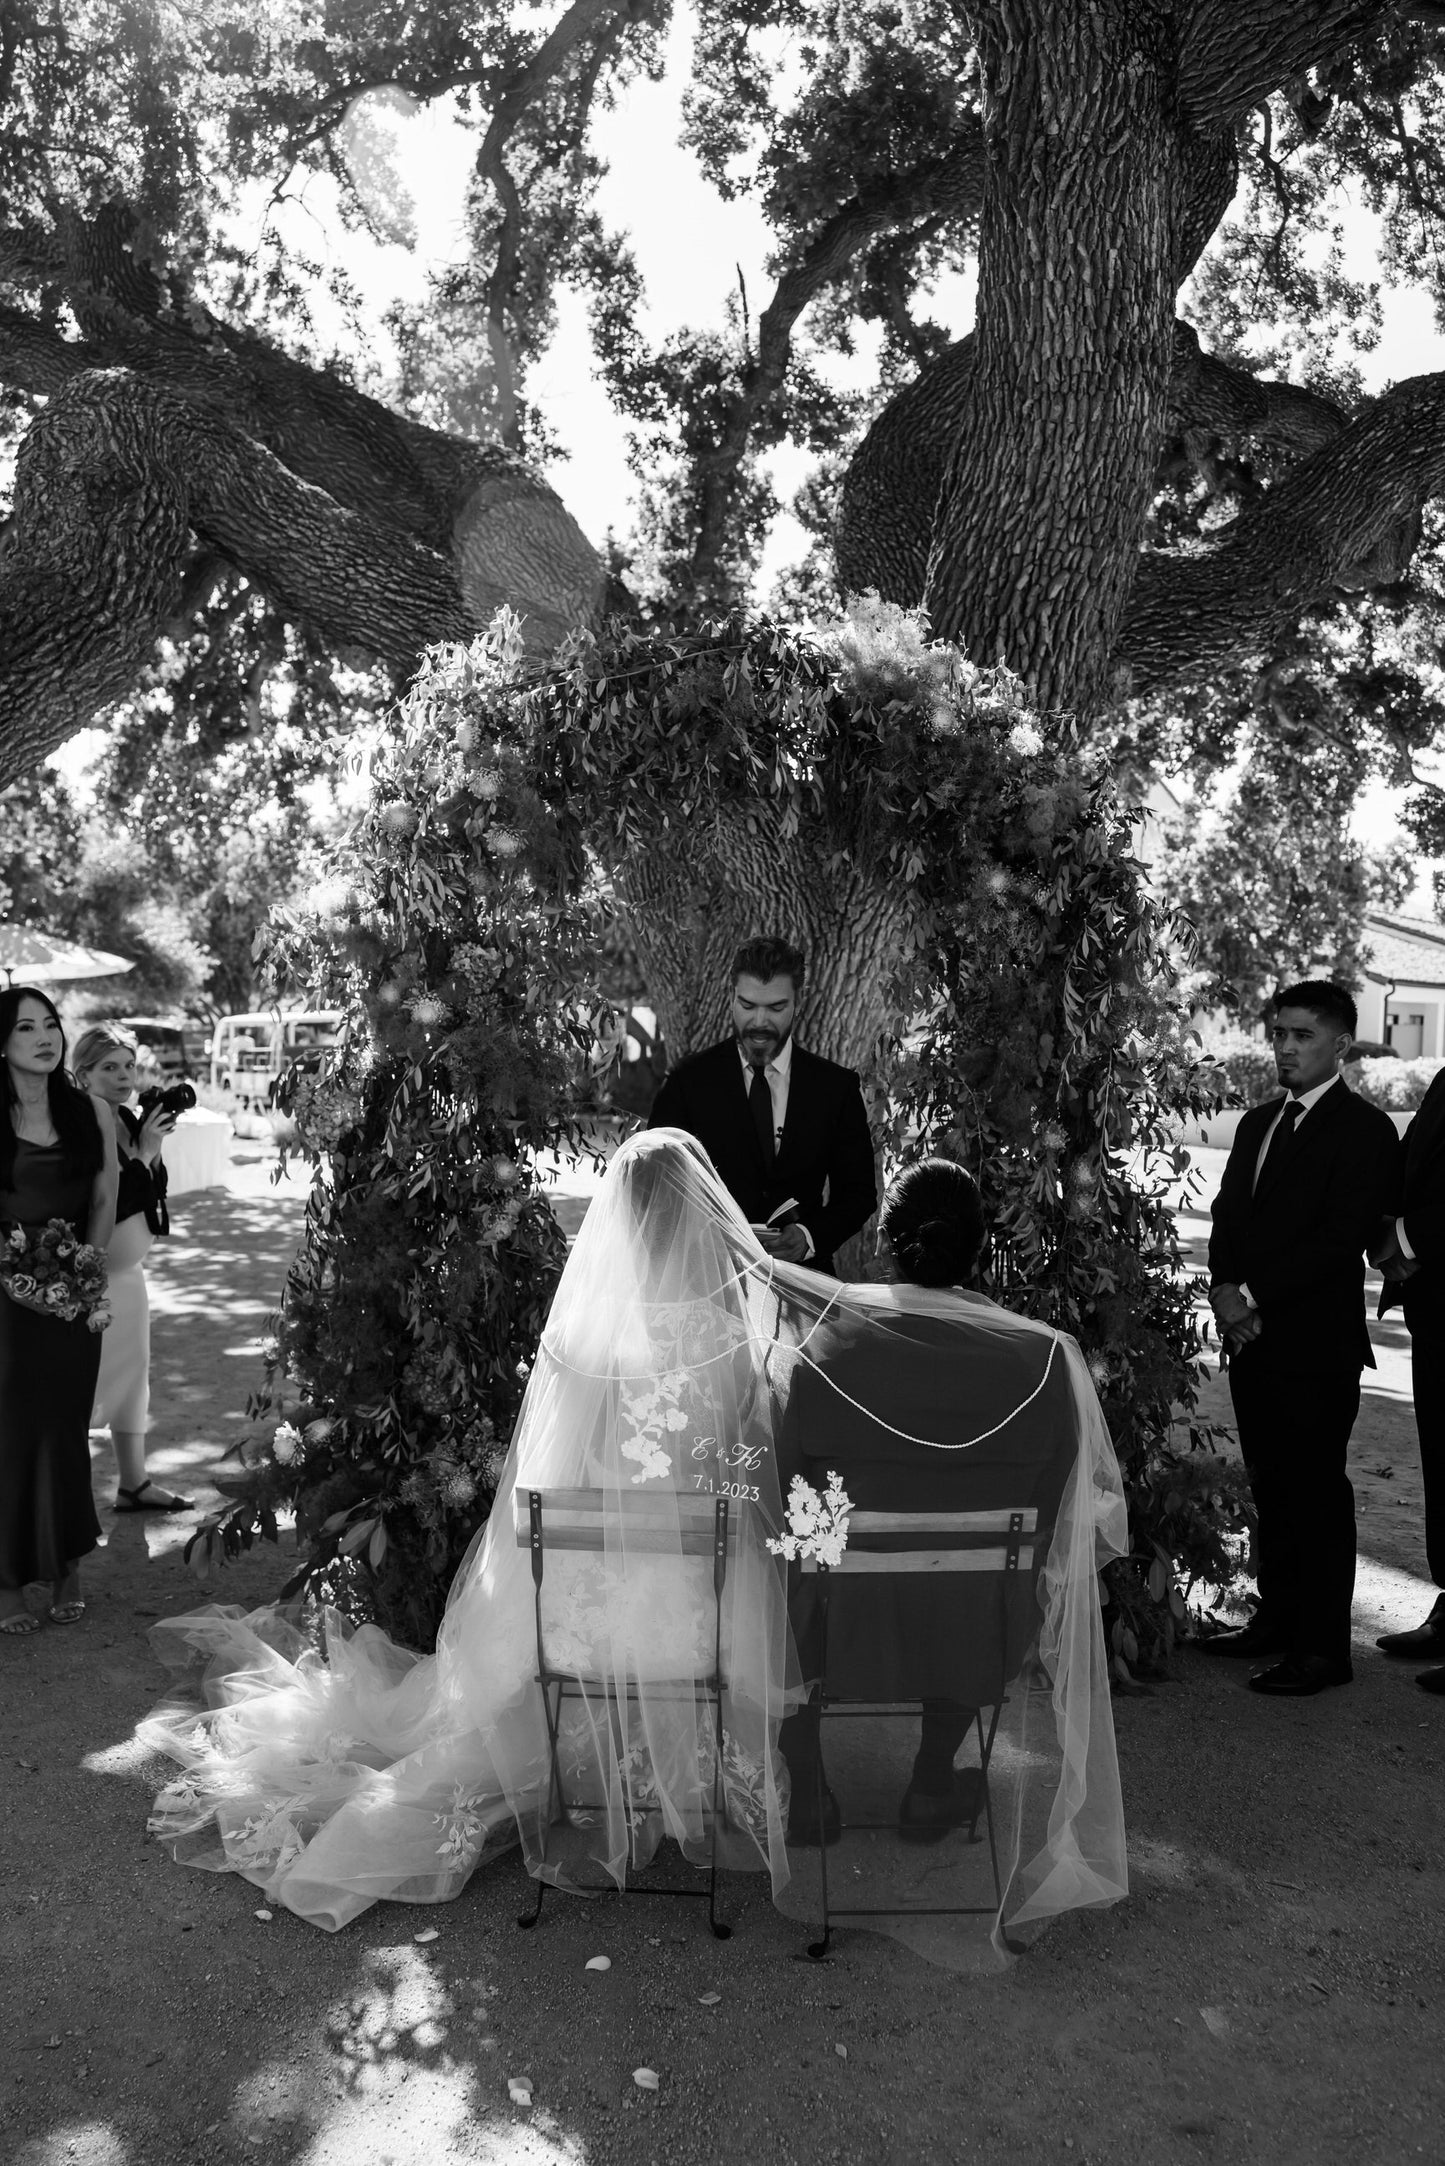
[847,1507,1037,1536]
[513,1488,736,1552]
[798,1544,1034,1576]
[516,1485,726,1519]
[517,1525,728,1555]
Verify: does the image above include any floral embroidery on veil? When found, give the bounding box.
[618,1368,692,1483]
[434,1782,490,1867]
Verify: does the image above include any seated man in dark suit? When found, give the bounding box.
[1372,1062,1445,1693]
[1206,980,1403,1696]
[778,1161,1084,1844]
[647,934,877,1275]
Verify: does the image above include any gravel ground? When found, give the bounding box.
[1,1146,1441,2166]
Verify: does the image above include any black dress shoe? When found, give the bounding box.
[1377,1598,1445,1658]
[1416,1663,1445,1696]
[1248,1655,1352,1697]
[898,1768,986,1845]
[1192,1620,1287,1660]
[788,1788,842,1846]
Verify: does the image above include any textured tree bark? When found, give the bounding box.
[837,321,1342,618]
[0,357,605,786]
[923,3,1183,714]
[1117,369,1445,690]
[611,809,910,1075]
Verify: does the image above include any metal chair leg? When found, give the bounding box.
[517,1872,546,1930]
[807,1692,832,1959]
[707,1682,732,1939]
[708,1860,732,1940]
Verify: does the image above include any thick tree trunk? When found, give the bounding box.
[923,3,1181,714]
[610,808,909,1076]
[835,318,1343,619]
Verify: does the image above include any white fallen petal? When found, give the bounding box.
[632,2067,660,2091]
[1200,2006,1229,2040]
[698,1992,722,2007]
[835,2043,848,2059]
[507,2077,534,2105]
[253,1909,273,1922]
[413,1927,440,1944]
[584,1955,611,1972]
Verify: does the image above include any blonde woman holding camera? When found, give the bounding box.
[72,1025,191,1513]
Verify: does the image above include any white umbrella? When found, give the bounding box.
[0,926,135,985]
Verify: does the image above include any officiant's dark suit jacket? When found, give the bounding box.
[1380,1067,1445,1586]
[1208,1080,1401,1375]
[648,1038,876,1275]
[1208,1078,1401,1665]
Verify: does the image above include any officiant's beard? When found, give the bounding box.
[735,1019,791,1063]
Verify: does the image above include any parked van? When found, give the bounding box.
[120,1016,204,1082]
[209,1010,344,1102]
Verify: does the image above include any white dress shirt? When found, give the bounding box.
[738,1034,813,1258]
[1239,1073,1342,1308]
[738,1030,794,1150]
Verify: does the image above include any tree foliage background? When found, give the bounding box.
[6,2,1445,848]
[8,3,1445,1659]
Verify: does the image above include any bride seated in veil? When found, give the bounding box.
[143,1127,803,1929]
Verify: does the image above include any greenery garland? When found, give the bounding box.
[192,597,1249,1669]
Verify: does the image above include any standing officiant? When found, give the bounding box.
[647,935,877,1275]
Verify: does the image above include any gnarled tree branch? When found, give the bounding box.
[836,321,1348,608]
[1118,370,1445,693]
[1176,1,1393,125]
[0,371,476,784]
[476,0,634,448]
[0,358,609,786]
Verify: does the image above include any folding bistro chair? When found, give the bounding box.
[798,1501,1041,1959]
[514,1486,735,1939]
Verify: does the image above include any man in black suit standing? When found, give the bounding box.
[1203,981,1402,1697]
[1372,1064,1445,1695]
[647,934,877,1275]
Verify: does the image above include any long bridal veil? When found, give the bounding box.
[141,1125,1126,1954]
[141,1127,803,1929]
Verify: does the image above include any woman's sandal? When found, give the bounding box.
[0,1611,41,1636]
[115,1479,194,1513]
[47,1601,85,1625]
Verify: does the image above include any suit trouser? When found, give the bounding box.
[1227,1350,1361,1668]
[1402,1287,1445,1589]
[779,1700,972,1805]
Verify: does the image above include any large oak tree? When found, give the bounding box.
[4,0,1445,1036]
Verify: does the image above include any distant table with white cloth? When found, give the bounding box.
[162,1109,232,1194]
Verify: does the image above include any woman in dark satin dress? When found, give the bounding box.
[0,987,118,1634]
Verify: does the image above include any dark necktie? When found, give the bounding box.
[1257,1099,1301,1190]
[749,1063,775,1169]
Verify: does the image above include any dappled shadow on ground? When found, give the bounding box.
[4,1635,1443,2166]
[6,1156,1442,2164]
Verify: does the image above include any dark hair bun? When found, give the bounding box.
[880,1162,986,1288]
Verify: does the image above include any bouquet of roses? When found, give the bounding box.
[0,1218,111,1331]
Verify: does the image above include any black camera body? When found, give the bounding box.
[137,1080,198,1121]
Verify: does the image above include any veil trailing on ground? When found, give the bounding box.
[141,1126,1126,1955]
[141,1128,803,1927]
